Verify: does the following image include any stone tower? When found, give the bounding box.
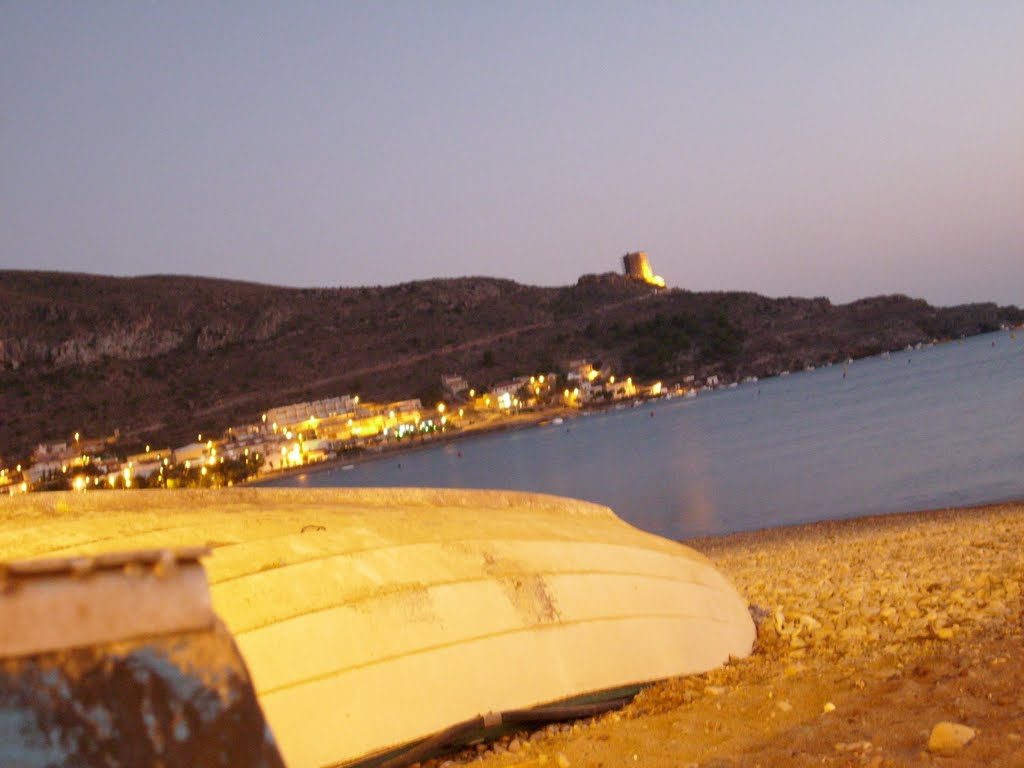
[622,252,665,287]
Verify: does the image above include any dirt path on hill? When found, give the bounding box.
[175,290,661,427]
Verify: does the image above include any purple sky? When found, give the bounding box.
[2,2,1022,306]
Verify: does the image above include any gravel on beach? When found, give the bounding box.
[439,503,1024,768]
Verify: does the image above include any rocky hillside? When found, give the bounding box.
[1,270,1020,462]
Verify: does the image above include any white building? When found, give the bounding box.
[172,442,208,465]
[266,395,357,429]
[441,374,469,398]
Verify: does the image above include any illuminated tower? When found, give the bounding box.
[622,252,665,287]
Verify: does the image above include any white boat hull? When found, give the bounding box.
[0,488,755,768]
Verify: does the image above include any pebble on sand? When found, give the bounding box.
[927,722,976,755]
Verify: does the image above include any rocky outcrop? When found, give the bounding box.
[0,275,300,370]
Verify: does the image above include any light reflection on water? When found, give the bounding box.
[269,331,1024,538]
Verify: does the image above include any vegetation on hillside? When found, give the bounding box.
[1,269,1020,463]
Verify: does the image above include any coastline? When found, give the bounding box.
[249,404,583,486]
[445,501,1024,768]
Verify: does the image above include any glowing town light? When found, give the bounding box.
[538,375,545,383]
[74,432,80,442]
[185,460,191,469]
[262,413,267,423]
[437,403,445,413]
[20,482,27,493]
[108,475,117,487]
[145,445,151,453]
[72,476,87,492]
[198,434,202,441]
[201,466,208,476]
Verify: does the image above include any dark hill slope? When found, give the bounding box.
[1,270,1020,461]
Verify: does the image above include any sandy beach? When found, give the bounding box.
[433,503,1024,768]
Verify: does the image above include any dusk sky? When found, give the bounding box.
[2,2,1022,306]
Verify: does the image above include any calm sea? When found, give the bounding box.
[269,330,1024,539]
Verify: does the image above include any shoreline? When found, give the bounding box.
[681,497,1024,548]
[249,404,583,485]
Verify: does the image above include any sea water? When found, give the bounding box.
[270,330,1024,538]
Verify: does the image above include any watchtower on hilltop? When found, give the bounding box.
[622,252,665,288]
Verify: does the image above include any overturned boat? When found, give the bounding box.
[0,488,755,767]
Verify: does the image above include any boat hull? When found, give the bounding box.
[0,488,755,768]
